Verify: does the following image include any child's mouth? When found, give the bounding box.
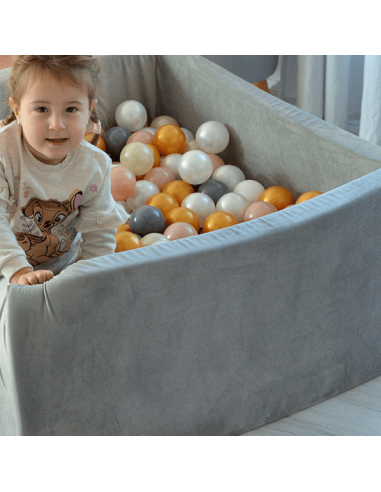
[46,138,68,146]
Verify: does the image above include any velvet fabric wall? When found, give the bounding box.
[1,56,381,435]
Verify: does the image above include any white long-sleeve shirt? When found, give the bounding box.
[0,122,129,281]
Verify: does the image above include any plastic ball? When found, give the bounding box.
[141,233,169,247]
[243,201,278,221]
[127,180,160,211]
[164,222,198,241]
[146,192,179,216]
[202,212,238,233]
[296,191,323,204]
[234,180,266,204]
[104,127,131,160]
[151,115,180,129]
[216,192,249,223]
[127,130,154,145]
[181,128,195,143]
[207,153,225,173]
[160,154,182,178]
[110,166,137,201]
[115,231,142,252]
[212,165,246,191]
[152,125,187,156]
[144,167,176,191]
[165,207,200,231]
[120,142,155,176]
[196,121,230,154]
[162,180,194,205]
[146,144,161,168]
[116,223,132,234]
[115,100,147,132]
[181,192,216,228]
[198,179,230,204]
[129,205,166,236]
[183,139,200,153]
[177,150,213,185]
[84,134,106,151]
[260,186,295,210]
[141,127,157,135]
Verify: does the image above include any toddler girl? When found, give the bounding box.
[0,56,129,285]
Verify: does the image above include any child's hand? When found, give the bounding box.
[10,267,54,285]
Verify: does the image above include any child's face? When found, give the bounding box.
[11,72,96,166]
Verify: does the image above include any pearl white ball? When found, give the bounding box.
[212,165,246,191]
[141,233,169,247]
[234,180,265,204]
[184,139,200,153]
[216,192,249,223]
[150,115,179,129]
[127,181,160,211]
[181,128,195,143]
[196,121,230,154]
[120,142,154,176]
[160,153,183,179]
[181,193,216,227]
[141,127,157,135]
[178,150,213,185]
[115,100,147,132]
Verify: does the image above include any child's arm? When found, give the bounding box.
[79,227,117,260]
[10,267,54,285]
[0,164,54,285]
[76,164,129,260]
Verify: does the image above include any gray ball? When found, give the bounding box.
[104,126,131,161]
[198,179,230,204]
[129,206,166,237]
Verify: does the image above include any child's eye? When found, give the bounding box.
[66,107,78,113]
[36,107,48,113]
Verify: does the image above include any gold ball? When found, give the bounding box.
[260,186,295,210]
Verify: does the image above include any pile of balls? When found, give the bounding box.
[87,100,322,253]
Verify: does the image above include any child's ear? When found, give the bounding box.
[90,98,98,113]
[9,97,20,116]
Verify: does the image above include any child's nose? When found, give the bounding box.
[49,112,65,131]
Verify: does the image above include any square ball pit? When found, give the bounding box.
[1,55,381,436]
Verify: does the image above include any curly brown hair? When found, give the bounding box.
[4,55,103,145]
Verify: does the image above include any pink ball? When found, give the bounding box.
[127,130,154,145]
[110,166,137,201]
[144,167,176,191]
[164,222,198,240]
[243,201,278,221]
[207,153,225,173]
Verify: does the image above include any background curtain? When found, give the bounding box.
[279,55,381,146]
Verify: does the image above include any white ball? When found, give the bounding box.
[141,127,157,135]
[127,181,160,211]
[212,165,246,191]
[151,115,179,129]
[196,121,230,154]
[141,233,169,247]
[184,139,200,153]
[120,142,154,176]
[115,100,147,132]
[160,153,183,179]
[178,150,213,185]
[181,193,216,227]
[181,127,195,143]
[216,192,249,223]
[234,180,265,204]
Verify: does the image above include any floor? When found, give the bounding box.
[242,374,381,436]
